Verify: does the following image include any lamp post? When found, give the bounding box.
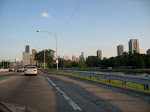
[44,50,45,69]
[36,30,58,71]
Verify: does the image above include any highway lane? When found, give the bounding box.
[40,71,150,112]
[0,71,150,112]
[0,71,57,112]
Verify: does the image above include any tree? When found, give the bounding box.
[72,61,78,67]
[86,56,100,67]
[78,57,86,71]
[35,49,55,68]
[58,58,71,70]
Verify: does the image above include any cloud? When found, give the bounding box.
[41,12,49,18]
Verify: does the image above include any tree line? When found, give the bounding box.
[35,49,150,70]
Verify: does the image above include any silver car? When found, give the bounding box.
[24,66,37,76]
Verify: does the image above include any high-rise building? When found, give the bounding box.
[23,52,30,66]
[117,45,124,56]
[97,49,102,60]
[139,49,143,54]
[63,56,68,60]
[147,49,150,55]
[32,48,37,65]
[129,39,139,54]
[72,55,76,62]
[79,52,84,59]
[58,55,60,59]
[76,57,79,62]
[23,44,30,66]
[25,45,30,52]
[15,58,19,62]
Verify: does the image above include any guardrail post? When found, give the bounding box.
[143,76,149,90]
[144,84,149,91]
[107,79,110,83]
[122,81,126,86]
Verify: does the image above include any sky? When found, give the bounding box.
[0,0,150,61]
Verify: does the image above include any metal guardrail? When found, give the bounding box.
[45,69,150,90]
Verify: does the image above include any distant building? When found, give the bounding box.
[63,56,68,60]
[129,39,139,54]
[15,58,19,62]
[72,55,76,62]
[31,48,37,65]
[23,44,30,66]
[97,49,102,60]
[76,57,79,62]
[23,52,30,66]
[117,45,124,56]
[79,52,84,59]
[58,55,60,59]
[25,45,30,52]
[103,57,106,60]
[139,49,143,54]
[147,49,150,55]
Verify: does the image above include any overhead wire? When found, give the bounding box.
[58,0,84,36]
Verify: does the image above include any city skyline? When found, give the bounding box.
[0,0,150,61]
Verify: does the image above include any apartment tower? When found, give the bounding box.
[129,39,139,54]
[72,55,76,62]
[117,45,124,56]
[97,49,102,60]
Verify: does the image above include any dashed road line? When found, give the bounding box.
[46,77,82,111]
[0,80,6,84]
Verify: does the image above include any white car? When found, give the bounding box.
[24,66,37,76]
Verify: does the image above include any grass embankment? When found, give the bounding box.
[59,67,150,73]
[41,70,150,91]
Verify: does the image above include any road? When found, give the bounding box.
[0,71,150,112]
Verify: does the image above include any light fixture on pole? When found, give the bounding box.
[36,30,58,71]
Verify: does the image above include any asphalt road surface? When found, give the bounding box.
[0,71,150,112]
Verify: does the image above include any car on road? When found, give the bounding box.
[24,66,37,76]
[9,67,15,72]
[17,67,24,72]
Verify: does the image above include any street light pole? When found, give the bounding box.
[56,33,58,71]
[36,30,58,71]
[44,50,45,69]
[3,60,4,69]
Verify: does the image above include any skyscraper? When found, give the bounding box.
[23,44,30,66]
[79,52,84,59]
[25,45,30,52]
[32,48,37,65]
[23,52,30,66]
[76,57,79,62]
[117,45,124,56]
[147,49,150,55]
[97,49,102,60]
[139,49,143,54]
[129,39,139,54]
[72,55,76,62]
[63,56,68,60]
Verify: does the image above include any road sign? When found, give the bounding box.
[42,63,47,66]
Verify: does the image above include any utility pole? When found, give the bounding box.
[3,60,4,69]
[44,50,45,69]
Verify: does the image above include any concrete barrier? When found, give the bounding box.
[0,69,9,72]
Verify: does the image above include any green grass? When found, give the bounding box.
[41,70,150,91]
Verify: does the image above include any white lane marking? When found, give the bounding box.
[51,83,57,87]
[46,77,82,111]
[0,80,6,84]
[46,77,52,82]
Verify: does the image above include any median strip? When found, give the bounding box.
[46,77,82,111]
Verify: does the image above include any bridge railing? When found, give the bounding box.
[44,69,150,90]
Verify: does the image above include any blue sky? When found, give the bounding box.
[0,0,150,61]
